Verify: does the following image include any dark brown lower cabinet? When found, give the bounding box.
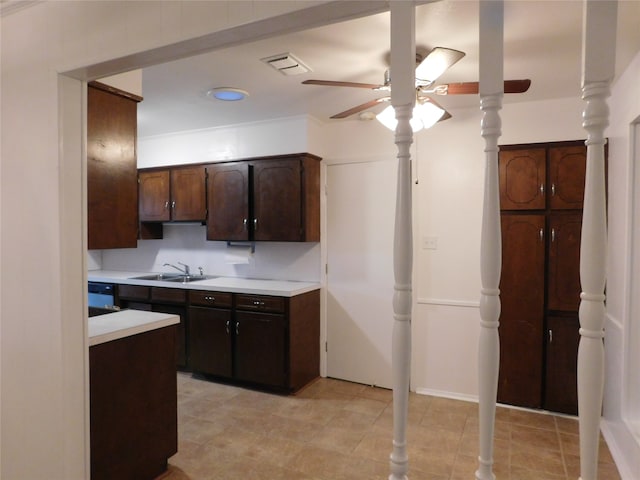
[235,311,286,387]
[90,325,177,480]
[189,306,233,377]
[117,285,188,368]
[544,315,580,415]
[188,289,320,392]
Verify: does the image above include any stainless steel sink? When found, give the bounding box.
[128,273,216,283]
[163,275,217,283]
[129,273,183,281]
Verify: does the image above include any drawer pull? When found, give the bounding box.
[204,295,216,303]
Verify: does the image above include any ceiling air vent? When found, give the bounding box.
[261,52,311,76]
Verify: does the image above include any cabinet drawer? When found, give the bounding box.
[151,287,186,303]
[118,284,150,301]
[235,294,285,313]
[189,290,232,308]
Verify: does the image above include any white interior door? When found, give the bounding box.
[326,159,396,389]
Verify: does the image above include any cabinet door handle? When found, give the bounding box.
[164,201,169,210]
[539,228,544,241]
[243,218,247,231]
[551,183,556,196]
[551,228,556,242]
[171,201,176,209]
[235,321,240,335]
[225,320,230,334]
[549,329,553,343]
[540,183,544,195]
[253,218,258,231]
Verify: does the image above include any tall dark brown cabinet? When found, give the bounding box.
[87,82,142,250]
[498,140,588,415]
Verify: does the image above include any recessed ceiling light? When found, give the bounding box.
[206,87,249,101]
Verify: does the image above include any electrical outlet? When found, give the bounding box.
[422,236,438,250]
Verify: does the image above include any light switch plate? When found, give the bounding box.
[422,236,438,250]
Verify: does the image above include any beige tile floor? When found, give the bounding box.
[161,373,621,480]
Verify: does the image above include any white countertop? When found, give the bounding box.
[88,270,321,297]
[89,310,179,347]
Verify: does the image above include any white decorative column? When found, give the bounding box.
[578,2,617,479]
[388,2,415,480]
[476,2,504,480]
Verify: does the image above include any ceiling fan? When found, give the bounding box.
[302,47,531,128]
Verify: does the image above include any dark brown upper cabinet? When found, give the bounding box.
[499,148,546,210]
[549,145,586,210]
[139,165,206,223]
[206,162,250,241]
[87,82,142,250]
[206,153,321,242]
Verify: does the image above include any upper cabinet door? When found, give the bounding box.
[499,148,546,210]
[87,83,141,250]
[170,166,206,221]
[549,145,586,210]
[253,159,302,241]
[206,162,250,241]
[139,170,170,222]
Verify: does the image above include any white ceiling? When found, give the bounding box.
[137,1,640,138]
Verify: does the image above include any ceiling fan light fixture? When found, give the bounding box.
[376,101,445,132]
[206,87,249,101]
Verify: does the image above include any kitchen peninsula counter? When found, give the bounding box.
[89,309,179,345]
[89,310,179,480]
[88,270,321,296]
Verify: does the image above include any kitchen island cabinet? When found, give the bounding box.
[89,310,178,480]
[87,82,142,250]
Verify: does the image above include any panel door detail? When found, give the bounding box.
[498,214,546,408]
[544,315,580,415]
[234,311,286,387]
[499,148,546,210]
[548,213,582,311]
[206,162,250,241]
[253,159,302,241]
[549,146,586,210]
[189,306,233,377]
[139,170,171,222]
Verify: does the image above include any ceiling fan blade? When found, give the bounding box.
[302,79,384,89]
[330,97,390,119]
[436,79,532,95]
[415,47,466,84]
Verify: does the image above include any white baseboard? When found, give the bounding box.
[600,419,639,480]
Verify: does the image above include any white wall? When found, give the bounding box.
[601,49,640,480]
[0,2,356,478]
[137,115,312,167]
[102,225,321,282]
[321,96,586,398]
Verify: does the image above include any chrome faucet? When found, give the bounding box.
[164,262,190,276]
